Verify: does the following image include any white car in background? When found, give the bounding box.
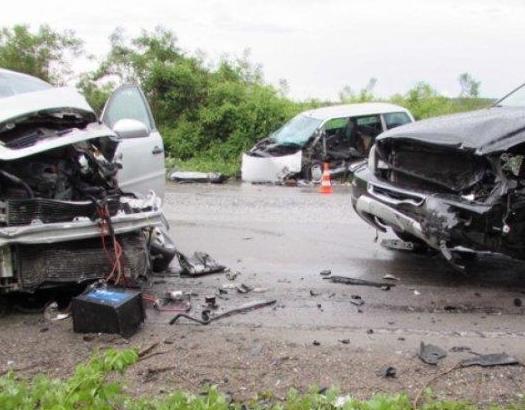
[0,69,173,294]
[242,103,414,183]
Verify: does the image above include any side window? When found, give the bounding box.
[323,117,350,138]
[355,115,382,137]
[384,112,412,130]
[102,86,154,132]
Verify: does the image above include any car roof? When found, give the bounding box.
[301,102,412,120]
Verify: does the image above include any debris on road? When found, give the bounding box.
[419,342,447,365]
[170,299,277,325]
[169,170,226,184]
[204,296,218,309]
[381,239,416,252]
[325,275,395,288]
[72,287,145,338]
[225,270,240,281]
[43,302,70,321]
[320,269,332,277]
[339,339,350,344]
[176,250,226,276]
[514,298,522,307]
[237,284,254,294]
[350,295,364,306]
[383,274,400,281]
[310,290,321,297]
[413,290,421,296]
[460,353,519,368]
[312,340,321,346]
[376,366,397,378]
[449,346,471,353]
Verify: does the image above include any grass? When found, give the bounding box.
[0,348,523,409]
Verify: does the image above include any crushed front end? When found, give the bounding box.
[0,120,165,294]
[352,120,525,267]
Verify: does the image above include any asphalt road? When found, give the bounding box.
[1,182,525,405]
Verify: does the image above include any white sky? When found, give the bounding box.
[0,0,524,100]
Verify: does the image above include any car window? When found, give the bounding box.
[355,115,382,134]
[0,72,52,98]
[323,117,349,131]
[102,86,153,132]
[384,112,412,129]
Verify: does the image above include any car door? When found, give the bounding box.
[101,84,165,199]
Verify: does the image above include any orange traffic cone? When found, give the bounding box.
[319,162,333,194]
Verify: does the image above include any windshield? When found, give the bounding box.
[0,71,52,99]
[271,114,323,146]
[497,83,525,107]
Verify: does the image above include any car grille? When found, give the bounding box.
[15,232,148,290]
[5,198,121,226]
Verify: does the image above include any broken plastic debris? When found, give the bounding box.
[176,250,226,276]
[325,275,395,288]
[381,239,415,252]
[44,302,70,321]
[169,171,226,184]
[460,353,519,368]
[376,366,397,378]
[236,284,253,294]
[418,342,447,365]
[383,274,400,281]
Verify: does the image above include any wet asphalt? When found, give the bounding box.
[163,182,525,354]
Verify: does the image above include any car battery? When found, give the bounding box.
[72,287,145,338]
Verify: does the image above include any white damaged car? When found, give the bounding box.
[241,103,414,183]
[0,69,174,293]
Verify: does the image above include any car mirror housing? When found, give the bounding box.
[112,119,149,139]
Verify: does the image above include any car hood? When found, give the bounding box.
[376,107,525,155]
[0,87,117,161]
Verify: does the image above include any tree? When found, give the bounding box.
[0,24,83,85]
[458,72,481,98]
[339,77,378,103]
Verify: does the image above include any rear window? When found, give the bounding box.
[0,72,52,98]
[384,112,412,129]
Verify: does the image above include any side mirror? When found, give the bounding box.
[112,119,149,139]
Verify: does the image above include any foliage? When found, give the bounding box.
[0,24,83,85]
[0,24,496,175]
[0,355,522,410]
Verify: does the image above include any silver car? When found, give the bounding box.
[0,69,174,293]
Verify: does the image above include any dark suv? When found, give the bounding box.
[351,84,525,270]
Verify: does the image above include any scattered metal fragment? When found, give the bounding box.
[419,342,447,365]
[383,274,400,281]
[324,275,395,288]
[320,269,332,276]
[313,340,321,346]
[170,299,277,325]
[43,302,70,321]
[376,366,397,378]
[310,290,320,297]
[381,239,415,252]
[460,353,519,368]
[236,284,253,294]
[169,171,226,184]
[339,339,350,344]
[205,296,218,309]
[225,270,240,281]
[176,250,226,276]
[350,295,364,307]
[449,346,471,353]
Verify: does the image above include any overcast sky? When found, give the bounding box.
[1,0,524,100]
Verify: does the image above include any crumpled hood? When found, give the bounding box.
[377,106,525,154]
[0,86,96,126]
[0,86,118,161]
